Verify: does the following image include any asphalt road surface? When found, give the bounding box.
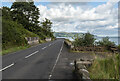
[2,38,94,80]
[2,39,67,79]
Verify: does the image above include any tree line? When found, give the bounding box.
[73,32,117,50]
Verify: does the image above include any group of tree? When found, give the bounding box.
[1,1,54,49]
[73,32,116,49]
[73,32,96,47]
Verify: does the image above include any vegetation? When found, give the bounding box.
[73,32,96,47]
[1,1,54,54]
[72,32,117,52]
[2,18,38,49]
[117,44,120,51]
[41,18,52,32]
[88,54,119,80]
[96,37,116,48]
[11,1,40,30]
[10,2,54,39]
[1,45,30,55]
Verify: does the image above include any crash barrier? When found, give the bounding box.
[45,38,51,42]
[25,37,39,45]
[74,58,94,80]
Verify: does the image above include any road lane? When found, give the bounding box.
[48,41,64,79]
[2,39,64,79]
[2,40,57,68]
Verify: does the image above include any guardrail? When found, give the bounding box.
[25,37,39,45]
[45,38,51,42]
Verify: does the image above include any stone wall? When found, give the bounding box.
[74,58,93,80]
[72,46,106,52]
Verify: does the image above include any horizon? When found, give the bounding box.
[54,32,119,37]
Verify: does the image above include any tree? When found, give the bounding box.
[97,37,115,47]
[2,7,11,20]
[83,32,95,46]
[41,18,52,32]
[118,44,120,52]
[73,32,96,47]
[11,1,40,30]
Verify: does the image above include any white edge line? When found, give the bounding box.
[0,63,14,72]
[48,41,64,79]
[25,51,39,58]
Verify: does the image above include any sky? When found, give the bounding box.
[1,1,119,37]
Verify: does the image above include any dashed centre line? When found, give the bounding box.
[1,41,60,72]
[0,63,15,72]
[25,51,39,58]
[49,44,52,46]
[42,46,47,50]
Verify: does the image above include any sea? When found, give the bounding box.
[57,37,120,45]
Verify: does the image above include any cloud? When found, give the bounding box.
[37,2,118,36]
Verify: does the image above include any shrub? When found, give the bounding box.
[73,32,96,47]
[97,37,116,49]
[118,44,120,51]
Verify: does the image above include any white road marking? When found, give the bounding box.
[25,51,39,58]
[0,63,14,72]
[49,44,51,46]
[48,41,64,79]
[42,46,47,50]
[3,44,41,58]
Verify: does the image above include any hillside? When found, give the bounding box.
[2,18,39,50]
[1,2,54,51]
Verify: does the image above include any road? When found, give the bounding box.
[2,38,94,80]
[2,39,67,79]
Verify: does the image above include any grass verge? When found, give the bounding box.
[88,53,119,80]
[1,45,30,55]
[1,39,51,55]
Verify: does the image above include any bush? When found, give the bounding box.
[73,32,96,47]
[97,37,116,49]
[118,44,120,51]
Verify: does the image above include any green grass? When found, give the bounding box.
[88,54,119,80]
[39,40,46,43]
[2,18,39,50]
[1,45,30,55]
